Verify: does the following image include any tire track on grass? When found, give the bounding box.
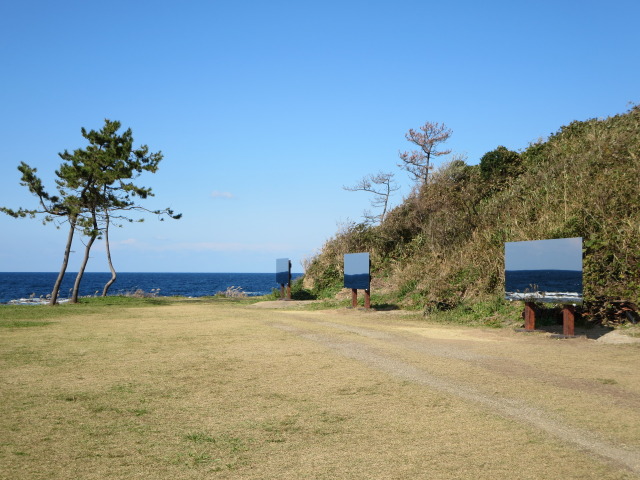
[268,320,640,475]
[284,315,640,409]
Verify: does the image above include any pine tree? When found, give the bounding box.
[1,119,181,304]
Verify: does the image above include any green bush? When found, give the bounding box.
[479,146,521,180]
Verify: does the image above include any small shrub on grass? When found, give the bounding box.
[120,288,161,298]
[214,286,248,298]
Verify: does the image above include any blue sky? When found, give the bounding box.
[344,253,370,277]
[505,237,583,271]
[1,1,638,273]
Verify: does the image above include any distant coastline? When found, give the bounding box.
[0,272,303,304]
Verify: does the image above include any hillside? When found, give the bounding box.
[303,106,640,324]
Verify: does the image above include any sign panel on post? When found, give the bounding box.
[504,237,583,304]
[344,252,370,290]
[276,258,291,286]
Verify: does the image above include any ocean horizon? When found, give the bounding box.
[0,272,304,304]
[505,269,583,304]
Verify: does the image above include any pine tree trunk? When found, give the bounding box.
[102,213,117,297]
[71,213,98,304]
[50,216,76,306]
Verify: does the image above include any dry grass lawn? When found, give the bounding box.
[1,300,640,479]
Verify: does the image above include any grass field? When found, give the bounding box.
[1,298,640,479]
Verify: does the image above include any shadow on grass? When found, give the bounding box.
[372,303,400,311]
[514,303,616,339]
[291,290,316,301]
[529,323,614,340]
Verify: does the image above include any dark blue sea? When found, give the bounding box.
[0,272,303,304]
[344,274,371,290]
[505,269,582,304]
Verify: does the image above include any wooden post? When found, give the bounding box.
[563,305,575,336]
[280,284,285,300]
[351,288,358,308]
[287,260,292,300]
[364,289,371,309]
[524,302,536,331]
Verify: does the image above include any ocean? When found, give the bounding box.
[0,272,303,304]
[505,269,583,304]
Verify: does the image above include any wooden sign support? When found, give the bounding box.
[351,288,371,309]
[562,305,575,336]
[524,302,536,331]
[280,284,291,300]
[277,258,292,301]
[522,302,577,337]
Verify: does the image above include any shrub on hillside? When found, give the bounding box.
[305,106,640,322]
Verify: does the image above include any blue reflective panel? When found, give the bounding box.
[344,252,370,290]
[276,258,291,285]
[504,237,583,304]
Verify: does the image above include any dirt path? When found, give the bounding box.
[255,307,640,475]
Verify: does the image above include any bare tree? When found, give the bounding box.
[343,171,399,224]
[398,121,452,184]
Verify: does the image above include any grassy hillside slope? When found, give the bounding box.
[304,106,640,324]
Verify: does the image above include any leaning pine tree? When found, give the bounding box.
[1,162,94,305]
[1,119,180,305]
[57,119,181,303]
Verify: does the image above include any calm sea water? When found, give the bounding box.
[0,272,303,304]
[505,269,582,304]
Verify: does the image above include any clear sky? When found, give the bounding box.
[1,1,638,273]
[505,237,583,271]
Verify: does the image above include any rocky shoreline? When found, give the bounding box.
[4,298,70,306]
